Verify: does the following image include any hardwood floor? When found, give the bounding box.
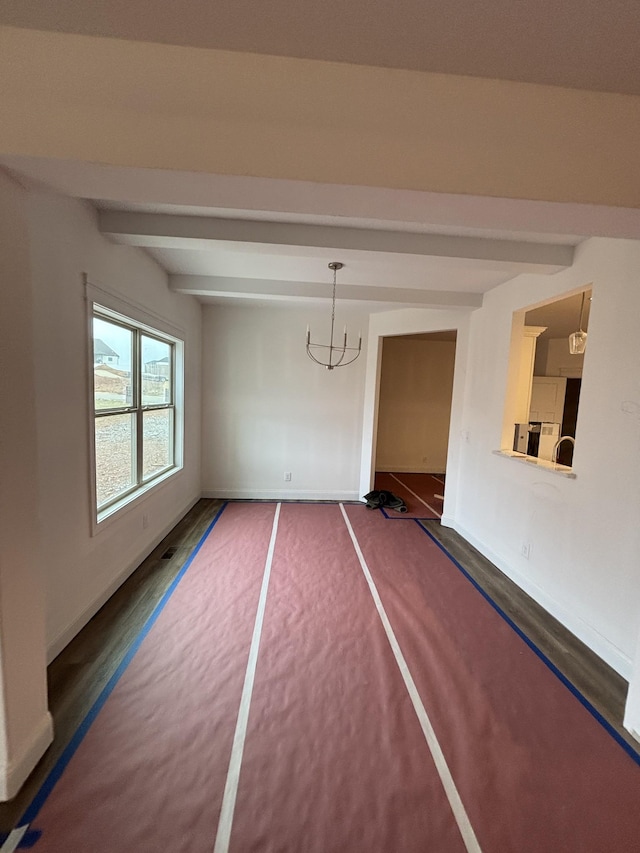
[0,499,223,833]
[1,500,635,833]
[420,519,636,754]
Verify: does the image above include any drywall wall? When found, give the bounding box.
[543,337,585,377]
[0,170,52,798]
[24,190,202,659]
[534,336,585,377]
[453,237,640,679]
[375,337,456,473]
[201,303,368,500]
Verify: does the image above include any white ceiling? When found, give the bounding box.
[2,4,636,322]
[2,0,639,95]
[94,204,576,311]
[0,155,591,314]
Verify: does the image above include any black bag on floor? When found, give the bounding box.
[362,489,408,513]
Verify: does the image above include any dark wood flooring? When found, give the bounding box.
[420,520,635,753]
[0,500,635,832]
[0,499,223,833]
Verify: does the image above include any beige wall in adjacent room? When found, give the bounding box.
[375,336,456,474]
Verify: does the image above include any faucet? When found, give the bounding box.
[553,435,575,464]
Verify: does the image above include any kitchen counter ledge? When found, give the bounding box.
[493,449,577,478]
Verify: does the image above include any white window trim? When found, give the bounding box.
[85,278,185,534]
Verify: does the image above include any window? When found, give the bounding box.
[92,304,182,520]
[501,287,591,472]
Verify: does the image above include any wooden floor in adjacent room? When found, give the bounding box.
[1,498,636,847]
[374,471,445,518]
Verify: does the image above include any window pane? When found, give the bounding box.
[93,318,133,410]
[142,409,173,481]
[94,413,136,507]
[142,336,172,406]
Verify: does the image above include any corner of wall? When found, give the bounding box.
[0,712,53,802]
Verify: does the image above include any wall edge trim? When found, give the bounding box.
[202,489,361,501]
[0,712,53,802]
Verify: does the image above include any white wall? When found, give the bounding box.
[25,191,203,660]
[0,171,52,798]
[453,238,640,679]
[201,303,368,500]
[376,337,456,473]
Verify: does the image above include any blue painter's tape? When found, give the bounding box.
[415,519,640,767]
[18,829,42,848]
[0,827,42,850]
[18,501,230,831]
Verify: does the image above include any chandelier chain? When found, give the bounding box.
[306,262,362,370]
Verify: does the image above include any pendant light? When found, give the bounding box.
[306,262,362,370]
[568,291,588,355]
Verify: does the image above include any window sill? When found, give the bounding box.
[493,450,577,479]
[92,465,183,536]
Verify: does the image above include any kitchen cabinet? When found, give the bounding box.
[529,376,567,424]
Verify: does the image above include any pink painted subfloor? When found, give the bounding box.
[24,502,640,852]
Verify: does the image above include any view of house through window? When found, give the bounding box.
[92,306,180,516]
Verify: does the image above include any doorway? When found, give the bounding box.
[373,331,457,517]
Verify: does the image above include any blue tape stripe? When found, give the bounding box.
[18,829,42,848]
[415,519,640,766]
[19,501,230,829]
[380,506,438,520]
[0,828,41,850]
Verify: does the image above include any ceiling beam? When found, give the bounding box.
[169,275,483,308]
[100,211,574,272]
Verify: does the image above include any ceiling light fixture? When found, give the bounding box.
[568,291,588,355]
[306,262,362,370]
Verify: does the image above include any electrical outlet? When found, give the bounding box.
[521,542,531,559]
[284,472,292,482]
[142,513,149,530]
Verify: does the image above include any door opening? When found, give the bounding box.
[373,330,457,518]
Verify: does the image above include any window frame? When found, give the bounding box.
[91,301,184,526]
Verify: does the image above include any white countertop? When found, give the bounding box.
[493,449,576,478]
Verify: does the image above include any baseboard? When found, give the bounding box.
[448,520,633,681]
[201,489,361,502]
[46,494,200,664]
[0,711,53,801]
[624,726,640,744]
[376,467,446,475]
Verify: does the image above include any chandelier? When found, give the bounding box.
[568,291,588,355]
[306,262,362,370]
